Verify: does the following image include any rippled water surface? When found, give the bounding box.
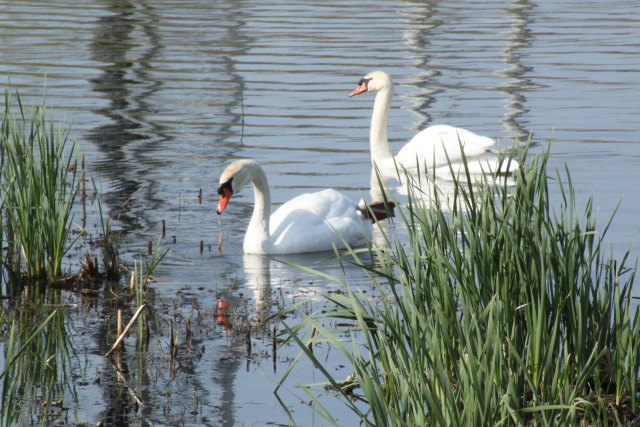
[1,0,639,425]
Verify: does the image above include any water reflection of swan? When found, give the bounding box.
[216,159,370,254]
[242,254,273,325]
[398,172,466,213]
[366,156,503,224]
[349,71,519,180]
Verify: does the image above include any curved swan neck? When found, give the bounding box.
[370,85,395,164]
[245,164,272,252]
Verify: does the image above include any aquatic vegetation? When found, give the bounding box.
[97,199,121,281]
[279,146,640,425]
[0,90,170,425]
[0,91,80,290]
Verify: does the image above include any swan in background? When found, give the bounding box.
[349,71,519,180]
[216,159,370,254]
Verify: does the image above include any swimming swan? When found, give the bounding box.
[216,159,370,254]
[349,70,518,179]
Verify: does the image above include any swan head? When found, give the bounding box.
[216,159,257,214]
[349,70,392,97]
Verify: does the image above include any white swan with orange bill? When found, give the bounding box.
[216,159,371,254]
[349,71,518,179]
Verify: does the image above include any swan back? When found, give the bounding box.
[397,125,494,169]
[268,188,369,254]
[397,125,519,176]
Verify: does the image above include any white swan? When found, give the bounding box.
[216,159,370,254]
[349,71,518,179]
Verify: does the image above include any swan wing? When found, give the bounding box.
[396,124,496,170]
[269,189,368,254]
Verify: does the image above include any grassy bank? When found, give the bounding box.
[280,148,640,425]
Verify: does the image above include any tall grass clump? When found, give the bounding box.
[0,91,80,289]
[279,147,640,426]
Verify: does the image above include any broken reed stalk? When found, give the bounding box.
[272,325,277,374]
[186,318,191,354]
[81,153,86,199]
[81,154,86,229]
[128,270,135,293]
[105,304,146,357]
[307,327,316,354]
[91,176,97,197]
[245,324,252,356]
[169,318,178,359]
[117,310,122,336]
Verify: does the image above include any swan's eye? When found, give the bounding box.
[217,179,233,196]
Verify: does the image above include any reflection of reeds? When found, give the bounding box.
[279,146,640,425]
[1,297,72,426]
[1,91,80,290]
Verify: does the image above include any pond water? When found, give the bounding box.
[1,0,639,425]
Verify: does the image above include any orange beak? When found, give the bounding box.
[349,82,368,97]
[216,187,233,214]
